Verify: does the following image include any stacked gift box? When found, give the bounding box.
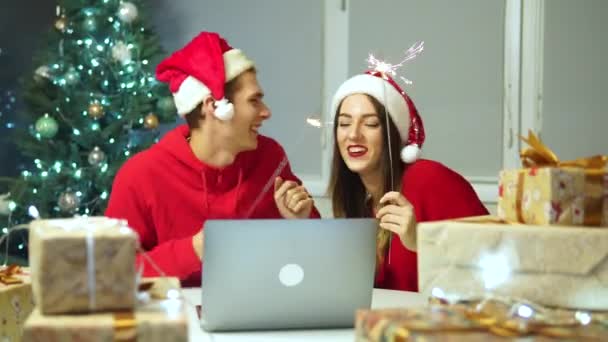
[1,265,35,341]
[356,131,608,340]
[15,216,188,341]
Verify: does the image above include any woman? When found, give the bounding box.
[328,70,488,292]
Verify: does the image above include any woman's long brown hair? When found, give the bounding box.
[327,94,404,218]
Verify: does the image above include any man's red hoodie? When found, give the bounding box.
[106,125,320,286]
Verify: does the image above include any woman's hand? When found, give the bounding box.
[376,191,417,251]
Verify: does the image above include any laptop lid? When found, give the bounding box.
[200,218,377,331]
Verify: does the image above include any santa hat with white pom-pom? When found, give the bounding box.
[331,70,426,163]
[156,32,254,120]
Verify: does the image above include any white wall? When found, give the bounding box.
[149,0,325,178]
[349,0,505,178]
[147,0,608,218]
[542,0,608,157]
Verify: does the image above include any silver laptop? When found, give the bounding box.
[200,218,377,332]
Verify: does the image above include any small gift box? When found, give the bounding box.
[1,265,35,342]
[29,216,138,314]
[498,131,608,226]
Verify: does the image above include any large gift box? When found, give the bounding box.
[355,298,608,341]
[498,131,608,226]
[417,216,608,310]
[29,216,138,314]
[21,277,188,342]
[355,307,501,342]
[1,266,34,342]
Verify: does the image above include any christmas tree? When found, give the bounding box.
[1,0,175,263]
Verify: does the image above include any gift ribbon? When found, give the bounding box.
[519,130,607,169]
[515,171,526,223]
[515,131,607,225]
[111,277,183,342]
[113,311,137,341]
[86,228,96,310]
[0,264,23,285]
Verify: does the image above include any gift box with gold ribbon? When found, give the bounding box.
[498,131,608,226]
[355,295,608,341]
[29,216,138,314]
[21,277,188,342]
[1,265,35,342]
[417,216,608,310]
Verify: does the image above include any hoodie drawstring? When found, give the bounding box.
[234,167,243,217]
[201,171,210,214]
[201,167,244,218]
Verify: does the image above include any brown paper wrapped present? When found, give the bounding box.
[22,276,187,342]
[22,299,188,342]
[1,265,35,342]
[29,216,137,314]
[418,216,608,310]
[498,131,608,226]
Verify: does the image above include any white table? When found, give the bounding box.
[182,288,426,341]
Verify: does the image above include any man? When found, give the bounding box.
[106,32,319,286]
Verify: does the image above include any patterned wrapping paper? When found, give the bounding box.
[355,300,608,341]
[1,266,35,342]
[29,216,138,314]
[417,216,608,310]
[21,277,188,342]
[355,306,496,342]
[498,130,608,227]
[498,167,608,226]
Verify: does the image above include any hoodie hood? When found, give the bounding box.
[154,124,248,189]
[153,124,246,216]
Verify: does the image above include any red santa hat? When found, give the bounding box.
[156,32,255,120]
[330,70,426,163]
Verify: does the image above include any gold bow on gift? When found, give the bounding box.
[111,281,154,342]
[0,264,23,285]
[520,130,607,169]
[516,131,608,226]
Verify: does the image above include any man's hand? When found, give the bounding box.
[376,191,417,251]
[274,177,314,219]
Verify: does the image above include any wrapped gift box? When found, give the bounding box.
[498,130,608,227]
[22,277,187,342]
[417,216,608,310]
[355,301,608,341]
[498,167,608,226]
[355,307,496,342]
[29,216,138,314]
[22,299,188,342]
[1,266,34,342]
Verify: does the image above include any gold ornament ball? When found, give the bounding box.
[144,113,159,129]
[88,103,105,119]
[55,16,67,32]
[58,191,80,213]
[88,146,106,166]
